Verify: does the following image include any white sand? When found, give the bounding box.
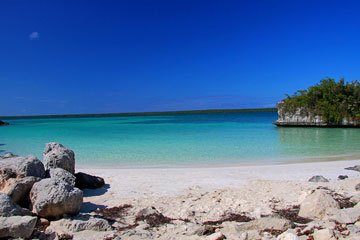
[78,160,360,209]
[69,160,360,239]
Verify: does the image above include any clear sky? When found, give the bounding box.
[1,0,359,116]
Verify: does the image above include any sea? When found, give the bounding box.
[1,112,360,168]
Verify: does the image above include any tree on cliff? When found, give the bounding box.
[279,77,360,125]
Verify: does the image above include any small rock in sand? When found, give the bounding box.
[338,175,348,180]
[308,175,329,182]
[75,172,105,189]
[345,165,360,172]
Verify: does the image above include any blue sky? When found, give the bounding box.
[1,0,359,116]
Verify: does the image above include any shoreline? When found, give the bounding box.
[78,159,360,201]
[75,154,360,170]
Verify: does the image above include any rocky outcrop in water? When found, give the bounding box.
[0,120,9,126]
[273,101,359,127]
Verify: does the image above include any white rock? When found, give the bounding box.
[30,178,83,218]
[298,190,339,220]
[0,215,37,239]
[277,229,301,240]
[48,214,112,232]
[324,207,360,224]
[350,193,360,204]
[300,220,336,235]
[43,142,75,174]
[205,232,226,240]
[72,230,118,240]
[313,228,336,240]
[47,168,76,186]
[237,217,292,232]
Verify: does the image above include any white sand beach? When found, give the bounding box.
[67,159,360,239]
[79,159,360,202]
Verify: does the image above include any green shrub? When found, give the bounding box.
[280,77,360,125]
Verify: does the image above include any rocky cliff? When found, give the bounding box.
[273,101,359,127]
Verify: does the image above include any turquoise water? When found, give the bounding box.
[1,112,360,168]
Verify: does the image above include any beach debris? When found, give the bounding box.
[338,175,348,180]
[298,190,339,220]
[0,215,37,239]
[75,172,105,189]
[187,224,219,236]
[46,168,76,187]
[93,204,133,221]
[30,178,83,218]
[44,142,76,174]
[135,207,174,228]
[308,175,329,182]
[345,165,360,172]
[203,212,253,225]
[271,205,312,224]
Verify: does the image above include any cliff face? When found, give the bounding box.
[273,101,358,127]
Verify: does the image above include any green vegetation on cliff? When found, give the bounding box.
[279,77,360,124]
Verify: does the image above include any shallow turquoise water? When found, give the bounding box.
[1,112,360,168]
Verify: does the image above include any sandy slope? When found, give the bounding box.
[78,160,360,211]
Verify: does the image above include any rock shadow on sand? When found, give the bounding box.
[82,184,110,197]
[81,202,107,213]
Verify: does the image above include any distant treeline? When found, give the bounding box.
[0,108,277,119]
[279,77,360,124]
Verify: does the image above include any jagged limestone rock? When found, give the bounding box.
[30,178,83,218]
[43,142,75,174]
[298,190,339,220]
[0,215,37,239]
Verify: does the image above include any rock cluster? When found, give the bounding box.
[0,143,105,239]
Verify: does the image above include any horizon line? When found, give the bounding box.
[0,107,277,119]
